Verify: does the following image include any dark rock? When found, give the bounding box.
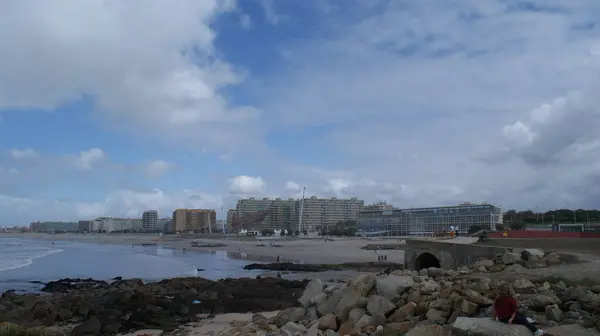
[1,276,309,335]
[42,278,108,293]
[71,316,101,336]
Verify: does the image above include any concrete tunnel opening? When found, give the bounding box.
[414,252,441,270]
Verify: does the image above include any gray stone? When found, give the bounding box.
[521,248,544,261]
[347,274,376,297]
[545,252,561,265]
[355,314,374,329]
[317,313,338,331]
[502,252,522,265]
[529,293,561,310]
[348,307,366,322]
[545,303,562,322]
[451,317,532,336]
[405,324,445,336]
[334,287,363,322]
[273,307,306,328]
[472,259,494,268]
[547,324,600,336]
[299,279,324,308]
[376,275,414,300]
[512,279,536,294]
[366,295,396,316]
[281,322,307,335]
[420,280,440,295]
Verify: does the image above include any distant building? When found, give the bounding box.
[157,218,172,233]
[78,220,93,233]
[172,209,216,233]
[91,217,142,233]
[358,203,503,236]
[232,196,364,232]
[226,209,236,230]
[29,221,79,233]
[142,210,158,232]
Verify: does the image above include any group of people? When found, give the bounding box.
[448,225,458,238]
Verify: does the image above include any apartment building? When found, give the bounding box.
[298,197,364,232]
[233,196,364,232]
[227,209,236,230]
[172,209,216,233]
[234,197,297,231]
[142,210,158,232]
[78,220,93,233]
[90,217,142,233]
[29,221,79,233]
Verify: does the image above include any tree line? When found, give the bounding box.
[503,209,600,225]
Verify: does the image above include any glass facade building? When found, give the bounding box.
[357,203,503,236]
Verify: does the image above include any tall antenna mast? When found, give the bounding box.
[298,187,306,233]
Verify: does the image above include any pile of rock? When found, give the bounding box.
[217,267,600,335]
[471,248,562,273]
[0,277,308,335]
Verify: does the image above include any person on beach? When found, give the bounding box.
[493,283,546,335]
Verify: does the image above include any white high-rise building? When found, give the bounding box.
[142,210,158,232]
[232,196,364,232]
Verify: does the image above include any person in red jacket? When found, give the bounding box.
[493,284,546,335]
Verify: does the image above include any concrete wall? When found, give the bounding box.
[489,231,600,238]
[404,239,506,270]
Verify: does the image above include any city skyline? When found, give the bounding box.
[1,1,600,225]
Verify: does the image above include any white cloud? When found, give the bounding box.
[259,0,281,25]
[0,0,261,153]
[74,148,105,170]
[143,160,175,178]
[285,181,300,191]
[229,175,266,194]
[0,189,223,224]
[255,0,600,210]
[326,179,352,197]
[10,148,39,159]
[3,0,600,224]
[239,13,252,29]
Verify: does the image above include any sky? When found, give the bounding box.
[1,0,600,225]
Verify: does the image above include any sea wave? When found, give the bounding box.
[0,248,64,272]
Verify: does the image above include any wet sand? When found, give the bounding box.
[1,233,405,264]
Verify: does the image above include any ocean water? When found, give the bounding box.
[0,237,260,293]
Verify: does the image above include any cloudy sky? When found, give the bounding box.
[1,0,599,225]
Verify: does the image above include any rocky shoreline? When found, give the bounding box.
[219,266,600,335]
[2,246,600,335]
[0,277,307,335]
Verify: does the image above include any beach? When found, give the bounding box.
[4,232,406,264]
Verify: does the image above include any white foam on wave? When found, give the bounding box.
[0,248,64,272]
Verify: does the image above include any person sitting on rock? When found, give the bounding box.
[493,283,546,335]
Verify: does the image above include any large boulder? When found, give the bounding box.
[347,274,376,297]
[521,249,544,261]
[298,279,323,308]
[366,295,396,316]
[451,317,533,336]
[376,275,414,300]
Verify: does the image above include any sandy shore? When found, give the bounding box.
[2,232,405,264]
